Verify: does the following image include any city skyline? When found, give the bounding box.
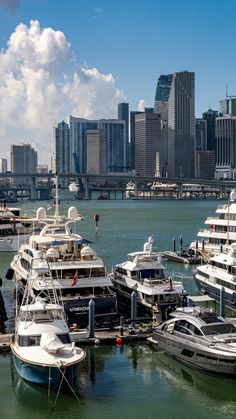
[0,0,236,164]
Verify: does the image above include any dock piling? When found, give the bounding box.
[88,299,95,338]
[220,287,225,318]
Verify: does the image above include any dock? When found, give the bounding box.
[0,326,152,353]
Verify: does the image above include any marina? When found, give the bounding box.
[1,197,236,417]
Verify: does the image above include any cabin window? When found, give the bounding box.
[201,323,236,335]
[20,257,31,272]
[58,334,71,344]
[140,269,155,279]
[18,335,41,346]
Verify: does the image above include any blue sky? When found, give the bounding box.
[0,0,235,162]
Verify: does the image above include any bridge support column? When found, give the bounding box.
[84,177,91,200]
[134,181,138,198]
[30,177,36,200]
[177,183,183,200]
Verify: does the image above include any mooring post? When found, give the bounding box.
[131,290,137,326]
[220,286,225,318]
[120,316,124,336]
[173,237,176,253]
[88,299,95,338]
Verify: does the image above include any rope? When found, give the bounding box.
[47,366,52,409]
[57,365,83,404]
[50,365,66,411]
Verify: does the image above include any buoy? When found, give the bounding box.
[116,337,123,345]
[95,338,100,345]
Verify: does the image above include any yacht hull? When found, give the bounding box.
[63,295,118,327]
[193,273,236,310]
[11,352,79,389]
[112,283,180,322]
[150,332,236,376]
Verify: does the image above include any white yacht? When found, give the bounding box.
[110,237,187,322]
[11,272,86,389]
[125,181,136,198]
[190,190,236,256]
[193,243,236,310]
[9,180,117,328]
[0,203,33,252]
[68,182,79,193]
[149,305,236,376]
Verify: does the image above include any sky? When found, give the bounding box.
[0,0,236,164]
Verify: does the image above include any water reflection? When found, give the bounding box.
[154,350,236,402]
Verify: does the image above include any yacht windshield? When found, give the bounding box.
[201,323,236,335]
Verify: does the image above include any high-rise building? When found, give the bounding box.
[53,121,70,187]
[98,119,126,173]
[87,129,106,175]
[195,118,207,151]
[70,116,98,174]
[202,108,221,150]
[195,150,215,179]
[0,158,7,173]
[215,115,236,180]
[11,143,38,186]
[154,74,174,177]
[70,116,126,174]
[135,108,161,177]
[130,111,142,172]
[219,97,236,116]
[118,102,129,170]
[167,71,195,178]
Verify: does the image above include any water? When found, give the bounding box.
[1,197,236,418]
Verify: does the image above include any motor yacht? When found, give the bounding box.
[0,203,33,252]
[110,237,187,322]
[9,178,117,328]
[11,273,86,389]
[193,243,236,310]
[148,305,236,376]
[190,190,236,257]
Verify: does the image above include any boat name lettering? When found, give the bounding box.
[69,306,89,312]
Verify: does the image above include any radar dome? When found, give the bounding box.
[81,246,96,259]
[36,207,46,219]
[230,190,236,202]
[68,206,78,219]
[46,248,59,259]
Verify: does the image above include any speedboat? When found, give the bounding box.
[9,178,117,328]
[149,305,236,376]
[190,190,236,257]
[110,237,187,322]
[11,274,86,389]
[193,243,236,310]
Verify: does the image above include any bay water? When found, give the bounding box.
[1,197,236,419]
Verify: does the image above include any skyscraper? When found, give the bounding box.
[87,129,106,175]
[0,158,7,173]
[70,116,126,174]
[135,108,161,177]
[202,108,220,150]
[11,143,38,186]
[130,111,142,172]
[219,97,236,116]
[154,74,173,177]
[118,102,129,169]
[215,115,236,180]
[167,71,195,178]
[195,118,207,151]
[53,121,70,187]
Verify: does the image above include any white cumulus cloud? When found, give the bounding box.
[138,99,148,111]
[0,20,125,164]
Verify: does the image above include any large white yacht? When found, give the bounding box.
[11,271,86,390]
[193,243,236,310]
[190,190,236,256]
[110,237,188,322]
[0,203,33,252]
[9,178,118,328]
